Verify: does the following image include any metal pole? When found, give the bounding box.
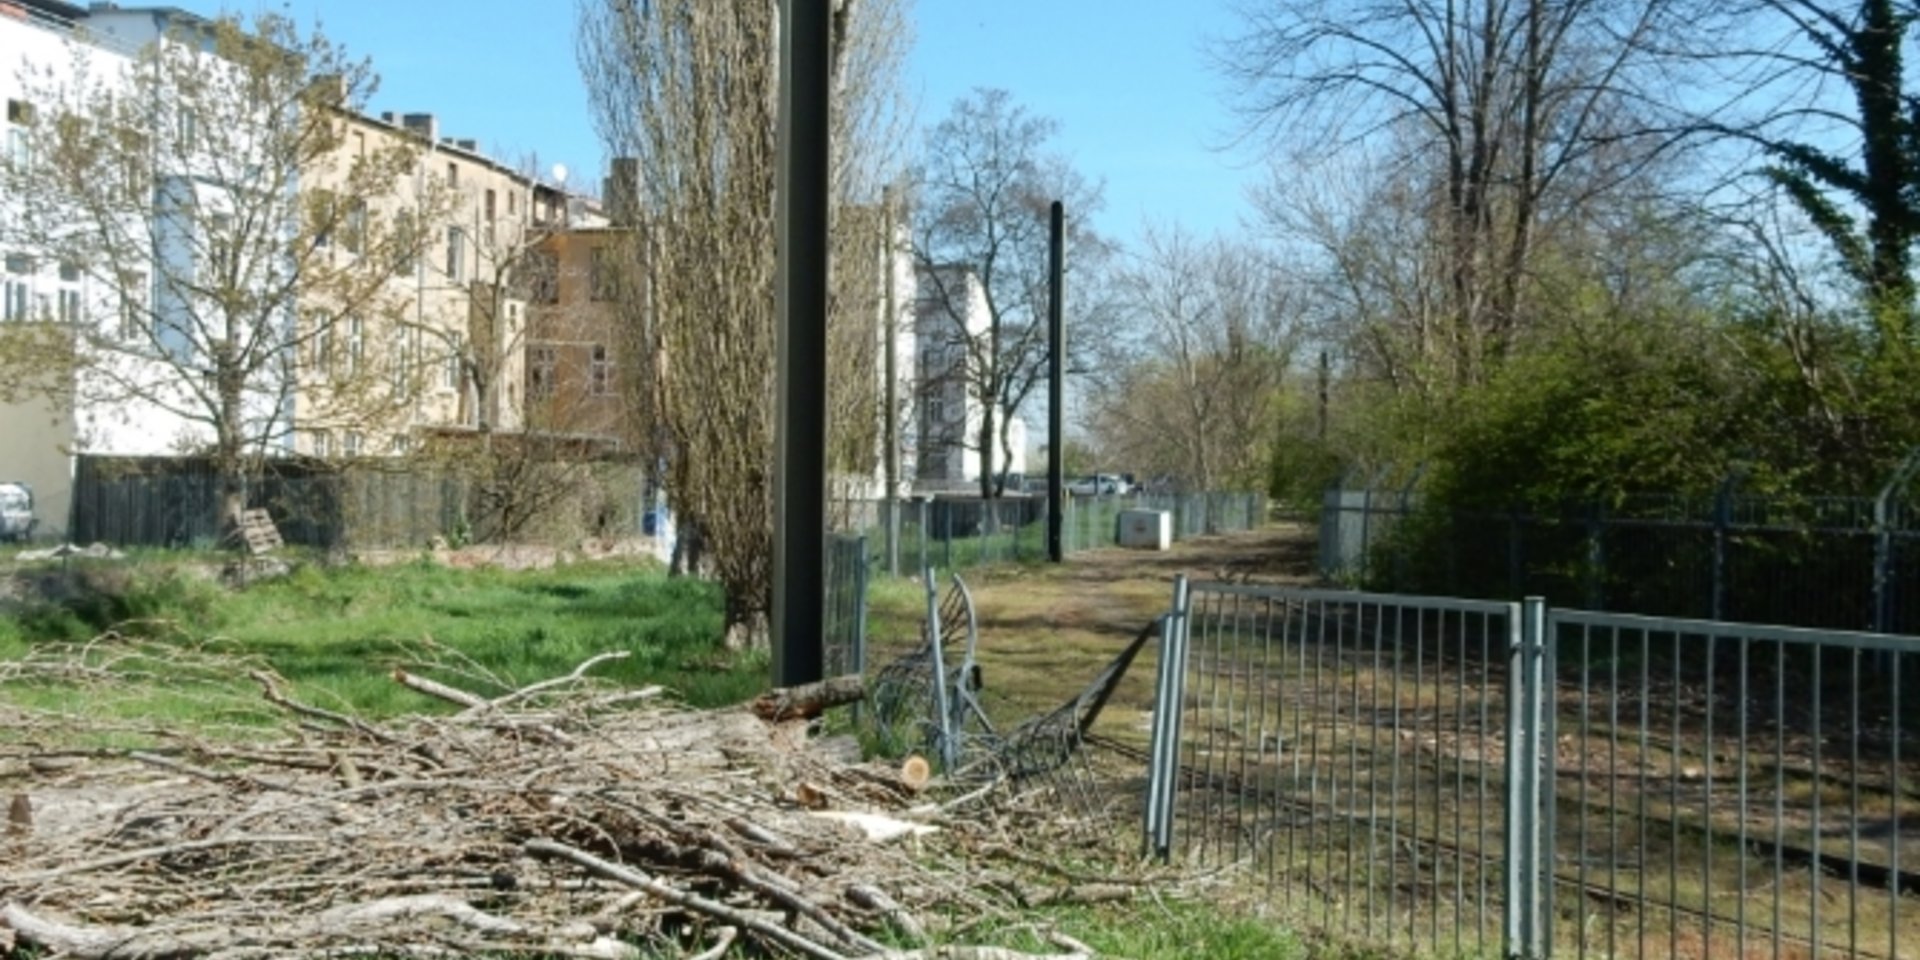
[771,0,830,687]
[882,185,900,578]
[1047,200,1066,563]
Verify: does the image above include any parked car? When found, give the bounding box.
[0,482,36,543]
[1067,474,1123,496]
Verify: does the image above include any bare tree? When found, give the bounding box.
[578,0,909,647]
[912,88,1105,498]
[1088,227,1299,491]
[0,13,446,530]
[1217,0,1700,386]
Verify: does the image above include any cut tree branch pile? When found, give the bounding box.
[0,639,1132,959]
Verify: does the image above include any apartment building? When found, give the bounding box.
[292,110,547,458]
[913,265,1028,491]
[522,219,630,448]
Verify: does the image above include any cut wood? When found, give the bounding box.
[899,754,931,791]
[750,673,867,721]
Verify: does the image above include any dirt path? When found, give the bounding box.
[867,521,1319,742]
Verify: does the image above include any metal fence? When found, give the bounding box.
[838,491,1268,579]
[68,455,646,550]
[1143,579,1920,960]
[1321,478,1920,634]
[822,532,870,678]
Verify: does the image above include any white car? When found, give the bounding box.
[1067,474,1123,496]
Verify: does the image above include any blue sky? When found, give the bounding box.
[228,0,1260,249]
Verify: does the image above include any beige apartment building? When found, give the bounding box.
[292,111,548,458]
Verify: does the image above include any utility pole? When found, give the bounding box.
[1046,201,1065,562]
[882,185,900,577]
[1317,349,1330,441]
[771,0,830,687]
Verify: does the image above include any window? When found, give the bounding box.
[346,315,364,375]
[4,254,29,275]
[392,209,417,277]
[4,99,33,126]
[443,333,462,390]
[352,130,364,157]
[389,332,409,394]
[5,128,26,169]
[344,431,362,457]
[446,162,459,190]
[445,226,464,281]
[312,429,333,458]
[309,191,335,249]
[118,270,147,340]
[924,397,946,430]
[528,345,555,399]
[58,261,80,283]
[507,191,517,215]
[589,344,613,396]
[57,288,79,324]
[2,280,24,322]
[590,246,618,301]
[207,214,234,281]
[175,109,196,152]
[526,249,558,303]
[313,321,335,376]
[344,200,367,255]
[390,434,410,455]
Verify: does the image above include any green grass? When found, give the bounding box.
[1,554,758,724]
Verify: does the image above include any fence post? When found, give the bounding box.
[1503,596,1550,960]
[853,534,870,676]
[1712,475,1733,621]
[1144,575,1191,861]
[1873,451,1920,633]
[1584,502,1606,611]
[886,498,899,579]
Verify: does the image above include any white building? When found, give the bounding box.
[0,0,210,537]
[912,265,1028,493]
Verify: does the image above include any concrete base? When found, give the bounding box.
[1117,509,1172,550]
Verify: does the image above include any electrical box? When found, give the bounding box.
[1117,509,1171,551]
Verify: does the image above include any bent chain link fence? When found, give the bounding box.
[1144,578,1920,960]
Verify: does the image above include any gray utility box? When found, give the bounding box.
[1117,509,1171,550]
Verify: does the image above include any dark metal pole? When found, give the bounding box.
[1046,201,1066,562]
[882,185,900,578]
[772,0,830,687]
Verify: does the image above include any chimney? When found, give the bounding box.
[604,157,641,227]
[400,113,437,145]
[379,111,398,125]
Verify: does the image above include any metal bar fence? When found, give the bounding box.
[846,491,1267,580]
[822,533,869,679]
[1144,582,1920,959]
[1321,487,1920,635]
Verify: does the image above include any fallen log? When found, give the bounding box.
[750,674,867,722]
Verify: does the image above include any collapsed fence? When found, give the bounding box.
[1142,579,1920,960]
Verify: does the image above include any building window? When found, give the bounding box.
[446,162,459,191]
[344,200,367,255]
[5,99,32,126]
[924,397,946,431]
[176,109,196,152]
[392,209,417,277]
[344,431,362,457]
[57,288,80,324]
[389,331,409,394]
[590,246,618,301]
[443,333,463,390]
[346,315,364,375]
[526,249,558,303]
[313,321,335,376]
[484,189,497,246]
[390,434,410,455]
[529,345,555,399]
[589,344,613,396]
[312,429,333,458]
[2,280,24,322]
[507,191,517,215]
[4,254,29,275]
[57,261,80,283]
[445,226,464,281]
[117,270,148,340]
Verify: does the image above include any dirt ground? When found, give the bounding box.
[866,520,1320,744]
